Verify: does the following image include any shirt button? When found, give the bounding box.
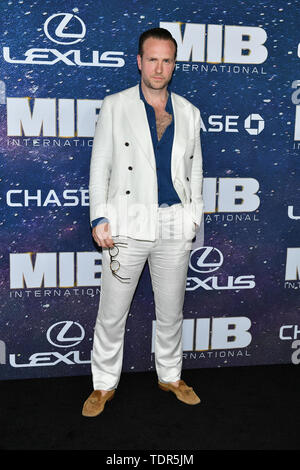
[128,166,133,170]
[190,155,193,159]
[125,142,129,146]
[126,190,130,194]
[186,177,189,181]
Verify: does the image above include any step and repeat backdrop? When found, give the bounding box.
[0,0,299,380]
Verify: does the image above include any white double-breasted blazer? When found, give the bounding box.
[89,84,204,241]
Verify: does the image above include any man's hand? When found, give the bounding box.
[92,222,114,248]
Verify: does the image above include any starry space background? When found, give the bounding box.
[0,0,299,380]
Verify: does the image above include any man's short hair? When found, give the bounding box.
[138,27,177,59]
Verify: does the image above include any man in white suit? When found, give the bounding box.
[82,28,204,417]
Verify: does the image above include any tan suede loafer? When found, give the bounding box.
[158,379,200,405]
[82,390,115,417]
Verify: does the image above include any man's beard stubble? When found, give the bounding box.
[142,75,170,90]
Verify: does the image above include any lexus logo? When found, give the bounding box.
[189,247,224,273]
[46,321,85,348]
[44,13,86,45]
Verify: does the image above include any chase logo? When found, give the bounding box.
[244,114,265,135]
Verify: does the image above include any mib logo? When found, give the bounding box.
[203,177,260,213]
[292,80,300,143]
[9,252,102,289]
[160,22,268,64]
[0,341,6,365]
[6,96,104,138]
[152,317,252,352]
[285,248,300,289]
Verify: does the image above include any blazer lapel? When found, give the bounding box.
[121,85,156,171]
[120,85,190,178]
[171,92,189,182]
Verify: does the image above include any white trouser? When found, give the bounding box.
[91,203,196,390]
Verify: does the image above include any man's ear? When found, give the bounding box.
[137,54,142,71]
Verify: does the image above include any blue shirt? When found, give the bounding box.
[91,83,180,228]
[139,82,181,207]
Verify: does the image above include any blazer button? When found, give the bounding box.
[186,177,189,181]
[125,142,129,146]
[190,198,192,202]
[128,166,133,170]
[190,155,193,159]
[126,190,130,194]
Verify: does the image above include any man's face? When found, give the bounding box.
[137,37,176,91]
